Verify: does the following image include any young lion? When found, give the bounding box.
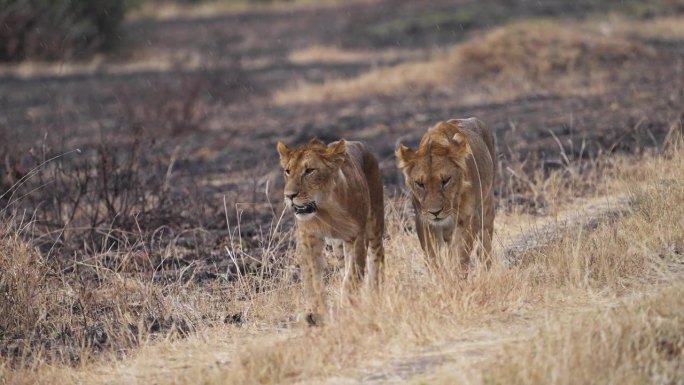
[276,138,385,325]
[395,118,496,273]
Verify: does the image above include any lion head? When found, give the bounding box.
[276,139,346,221]
[395,123,472,226]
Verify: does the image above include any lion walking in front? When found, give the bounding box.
[277,139,385,325]
[395,117,496,274]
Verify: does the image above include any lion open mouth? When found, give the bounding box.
[293,202,317,215]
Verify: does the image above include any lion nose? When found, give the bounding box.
[428,208,442,217]
[285,191,299,200]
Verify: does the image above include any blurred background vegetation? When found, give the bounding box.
[0,0,297,61]
[2,0,684,62]
[0,0,129,61]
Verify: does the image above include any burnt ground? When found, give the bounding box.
[1,0,684,281]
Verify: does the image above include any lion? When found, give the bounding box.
[276,138,385,325]
[395,117,496,273]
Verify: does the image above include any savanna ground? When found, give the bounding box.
[1,0,684,383]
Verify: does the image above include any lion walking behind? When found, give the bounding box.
[395,117,496,274]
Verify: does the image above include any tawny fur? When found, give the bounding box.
[396,117,496,273]
[277,139,385,324]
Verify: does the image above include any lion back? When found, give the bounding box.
[343,141,385,236]
[448,118,496,198]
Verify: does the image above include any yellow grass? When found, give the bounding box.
[414,282,684,385]
[612,15,684,40]
[129,0,372,21]
[288,46,418,65]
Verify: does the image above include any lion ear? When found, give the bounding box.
[450,132,471,163]
[329,139,346,155]
[325,139,347,164]
[395,144,415,169]
[452,132,467,145]
[276,141,290,161]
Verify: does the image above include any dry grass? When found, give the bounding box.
[455,20,653,80]
[273,17,678,105]
[621,15,684,40]
[0,216,224,366]
[288,46,416,65]
[418,283,684,385]
[129,0,370,21]
[1,126,681,384]
[0,127,684,384]
[2,133,676,384]
[288,46,376,64]
[482,284,684,385]
[273,49,450,105]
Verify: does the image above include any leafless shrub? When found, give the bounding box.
[0,0,127,62]
[115,75,215,138]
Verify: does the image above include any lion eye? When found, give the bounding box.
[415,181,425,189]
[304,168,315,175]
[441,177,451,188]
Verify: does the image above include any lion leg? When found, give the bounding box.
[479,198,495,270]
[366,230,384,290]
[299,231,326,326]
[481,224,493,270]
[455,226,474,276]
[417,217,440,269]
[343,236,367,300]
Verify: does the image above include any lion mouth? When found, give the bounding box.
[293,202,317,215]
[427,215,453,227]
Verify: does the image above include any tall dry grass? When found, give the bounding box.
[480,284,684,385]
[453,186,684,383]
[0,215,216,366]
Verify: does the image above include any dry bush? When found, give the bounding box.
[0,124,295,365]
[0,63,272,367]
[0,72,230,259]
[0,150,261,366]
[1,134,184,256]
[0,0,127,62]
[0,216,222,366]
[0,199,294,367]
